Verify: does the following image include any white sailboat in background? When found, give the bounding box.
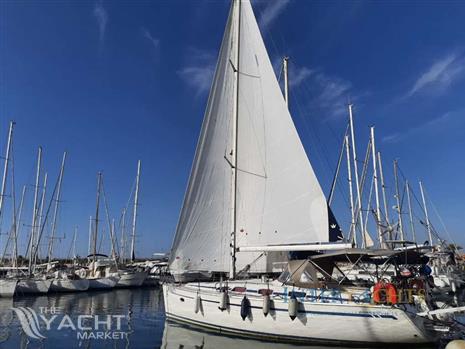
[115,160,147,288]
[0,121,18,297]
[48,160,90,293]
[163,0,442,345]
[16,146,52,295]
[86,172,119,290]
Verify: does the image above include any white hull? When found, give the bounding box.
[0,279,17,297]
[50,279,90,292]
[115,271,147,288]
[87,276,119,290]
[16,279,51,294]
[163,281,435,346]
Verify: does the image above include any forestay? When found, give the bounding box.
[170,0,329,277]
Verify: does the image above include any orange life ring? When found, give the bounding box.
[373,282,398,304]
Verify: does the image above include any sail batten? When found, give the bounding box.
[170,0,329,276]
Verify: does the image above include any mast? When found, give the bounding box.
[111,218,117,262]
[13,186,26,271]
[130,160,141,262]
[344,135,356,246]
[377,152,390,228]
[48,151,66,263]
[419,180,433,244]
[72,226,77,263]
[370,127,382,246]
[348,104,365,247]
[0,121,14,221]
[406,180,416,243]
[120,207,127,263]
[328,127,347,206]
[393,159,404,241]
[230,0,241,279]
[93,173,102,267]
[35,172,47,266]
[88,215,92,256]
[101,177,118,266]
[283,56,289,108]
[28,146,42,276]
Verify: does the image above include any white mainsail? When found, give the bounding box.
[170,0,328,276]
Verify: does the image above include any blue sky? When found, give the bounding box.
[1,0,464,258]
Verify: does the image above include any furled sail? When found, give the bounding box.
[170,0,329,277]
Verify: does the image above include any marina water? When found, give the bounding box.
[0,288,461,348]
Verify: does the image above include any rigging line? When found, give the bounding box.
[292,57,344,145]
[424,187,458,250]
[236,167,266,179]
[263,23,344,203]
[260,7,344,195]
[296,110,350,212]
[101,179,120,262]
[117,177,136,233]
[352,138,372,240]
[238,71,260,79]
[30,171,59,270]
[236,252,265,279]
[395,163,443,241]
[327,122,349,206]
[290,84,349,206]
[277,60,283,84]
[8,144,17,265]
[294,83,336,174]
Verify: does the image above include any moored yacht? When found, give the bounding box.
[86,255,119,290]
[115,268,147,288]
[0,278,17,297]
[16,277,51,295]
[49,267,90,292]
[162,0,464,345]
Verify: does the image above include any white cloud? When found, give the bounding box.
[274,60,355,119]
[382,132,402,143]
[407,53,465,97]
[308,71,353,119]
[383,111,460,143]
[142,28,160,50]
[177,48,216,96]
[93,1,108,45]
[258,0,291,32]
[290,66,313,87]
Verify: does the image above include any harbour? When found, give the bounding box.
[0,287,463,348]
[1,0,465,348]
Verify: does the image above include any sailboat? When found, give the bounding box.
[162,0,442,345]
[115,160,147,288]
[40,152,89,293]
[0,121,19,297]
[86,172,119,290]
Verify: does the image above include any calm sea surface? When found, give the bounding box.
[0,288,461,348]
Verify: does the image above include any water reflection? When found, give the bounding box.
[161,320,365,349]
[0,288,165,349]
[0,288,454,348]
